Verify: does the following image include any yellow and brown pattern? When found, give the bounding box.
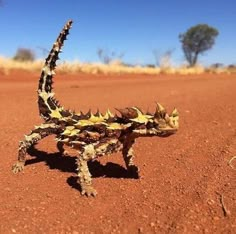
[12,20,179,196]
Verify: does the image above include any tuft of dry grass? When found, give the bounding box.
[0,56,234,76]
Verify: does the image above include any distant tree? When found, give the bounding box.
[179,24,219,67]
[97,48,124,64]
[228,64,236,69]
[13,48,35,62]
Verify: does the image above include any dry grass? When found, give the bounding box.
[0,57,43,75]
[0,56,234,76]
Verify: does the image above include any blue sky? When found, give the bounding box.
[1,0,236,66]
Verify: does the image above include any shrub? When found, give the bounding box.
[97,48,124,64]
[13,48,35,62]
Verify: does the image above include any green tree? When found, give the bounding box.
[179,24,219,67]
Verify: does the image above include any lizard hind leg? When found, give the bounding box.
[12,123,59,173]
[12,132,43,174]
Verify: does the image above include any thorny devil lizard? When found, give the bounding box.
[12,20,179,196]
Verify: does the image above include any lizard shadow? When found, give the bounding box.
[27,145,139,191]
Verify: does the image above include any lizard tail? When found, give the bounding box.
[38,20,73,121]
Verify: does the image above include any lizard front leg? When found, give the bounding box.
[12,123,59,173]
[76,144,97,197]
[122,136,139,178]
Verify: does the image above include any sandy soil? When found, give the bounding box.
[0,71,236,233]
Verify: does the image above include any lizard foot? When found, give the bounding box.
[12,161,25,174]
[81,184,97,197]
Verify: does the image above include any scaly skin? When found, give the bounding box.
[12,20,179,196]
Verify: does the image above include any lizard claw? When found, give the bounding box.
[81,185,97,197]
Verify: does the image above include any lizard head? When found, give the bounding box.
[151,103,179,137]
[127,104,179,137]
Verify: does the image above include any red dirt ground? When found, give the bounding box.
[0,71,236,233]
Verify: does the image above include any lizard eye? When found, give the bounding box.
[146,121,155,129]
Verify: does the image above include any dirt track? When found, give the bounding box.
[1,71,236,233]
